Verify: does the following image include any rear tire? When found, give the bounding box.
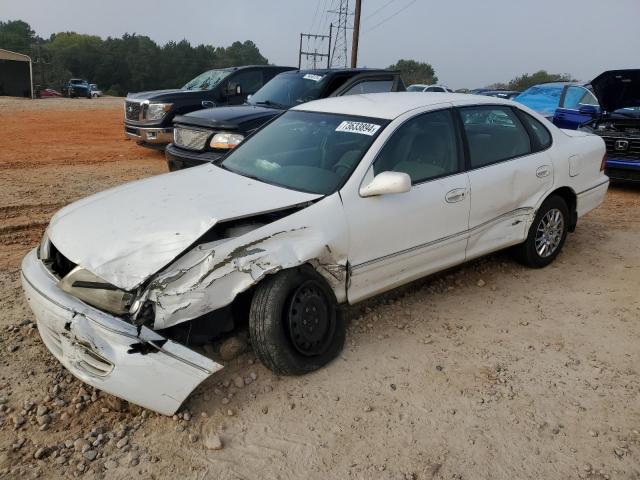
[249,266,345,375]
[515,195,569,268]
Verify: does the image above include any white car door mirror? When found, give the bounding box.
[359,171,411,197]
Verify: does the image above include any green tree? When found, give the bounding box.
[388,59,438,86]
[0,18,271,95]
[486,82,509,90]
[0,20,35,55]
[508,70,573,91]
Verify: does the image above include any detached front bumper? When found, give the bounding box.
[124,124,173,146]
[21,249,222,415]
[165,143,223,171]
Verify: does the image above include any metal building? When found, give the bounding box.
[0,48,33,98]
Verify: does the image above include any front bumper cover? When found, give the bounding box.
[21,249,222,415]
[165,142,224,171]
[606,158,640,182]
[124,124,173,146]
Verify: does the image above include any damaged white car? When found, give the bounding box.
[22,93,609,415]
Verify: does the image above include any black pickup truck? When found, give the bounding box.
[165,68,405,170]
[124,65,295,149]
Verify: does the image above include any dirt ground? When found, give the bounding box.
[0,97,638,480]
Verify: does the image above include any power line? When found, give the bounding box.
[363,0,398,20]
[365,0,418,33]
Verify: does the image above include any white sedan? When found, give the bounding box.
[21,93,608,414]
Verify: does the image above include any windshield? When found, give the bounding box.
[248,73,329,109]
[514,85,564,116]
[220,110,388,195]
[407,85,424,92]
[70,79,85,85]
[183,69,231,91]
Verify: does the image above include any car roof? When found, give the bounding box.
[282,68,394,76]
[294,92,512,120]
[525,81,582,89]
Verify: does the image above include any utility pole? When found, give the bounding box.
[298,24,333,69]
[350,0,362,68]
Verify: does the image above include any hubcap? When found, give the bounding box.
[535,208,564,258]
[287,280,334,356]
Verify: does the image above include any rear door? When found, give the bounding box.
[458,104,554,260]
[553,86,599,129]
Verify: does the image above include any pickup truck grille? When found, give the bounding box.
[601,135,640,161]
[125,101,142,121]
[174,127,211,151]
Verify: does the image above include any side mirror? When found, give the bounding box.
[578,105,599,116]
[359,171,411,197]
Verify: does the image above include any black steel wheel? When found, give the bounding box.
[249,266,345,375]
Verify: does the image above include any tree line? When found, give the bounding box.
[0,20,269,95]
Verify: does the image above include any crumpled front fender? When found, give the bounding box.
[145,195,349,330]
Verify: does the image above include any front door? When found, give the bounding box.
[343,108,471,303]
[553,85,600,129]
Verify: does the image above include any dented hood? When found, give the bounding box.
[47,165,321,290]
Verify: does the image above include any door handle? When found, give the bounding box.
[445,188,467,203]
[536,166,551,178]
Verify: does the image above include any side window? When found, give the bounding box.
[518,110,552,150]
[342,80,394,96]
[562,86,597,109]
[426,87,445,92]
[373,109,460,184]
[580,90,599,106]
[231,70,264,95]
[460,106,532,168]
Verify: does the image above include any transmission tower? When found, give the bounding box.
[329,0,350,68]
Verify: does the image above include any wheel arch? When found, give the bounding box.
[546,186,577,232]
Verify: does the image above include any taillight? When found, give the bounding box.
[600,152,607,171]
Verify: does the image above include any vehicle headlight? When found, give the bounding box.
[145,103,172,121]
[210,132,244,150]
[38,231,51,260]
[58,266,133,315]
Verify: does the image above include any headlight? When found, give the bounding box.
[58,266,133,315]
[210,132,244,150]
[38,231,51,260]
[145,103,172,121]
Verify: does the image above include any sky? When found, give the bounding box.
[1,0,638,89]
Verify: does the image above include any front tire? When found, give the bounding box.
[515,195,569,268]
[249,267,345,375]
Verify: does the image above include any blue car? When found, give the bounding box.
[514,71,640,182]
[514,82,598,127]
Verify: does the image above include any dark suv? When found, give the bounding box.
[124,65,295,149]
[62,79,92,98]
[165,68,405,170]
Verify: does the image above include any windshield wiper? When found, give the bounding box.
[253,100,289,109]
